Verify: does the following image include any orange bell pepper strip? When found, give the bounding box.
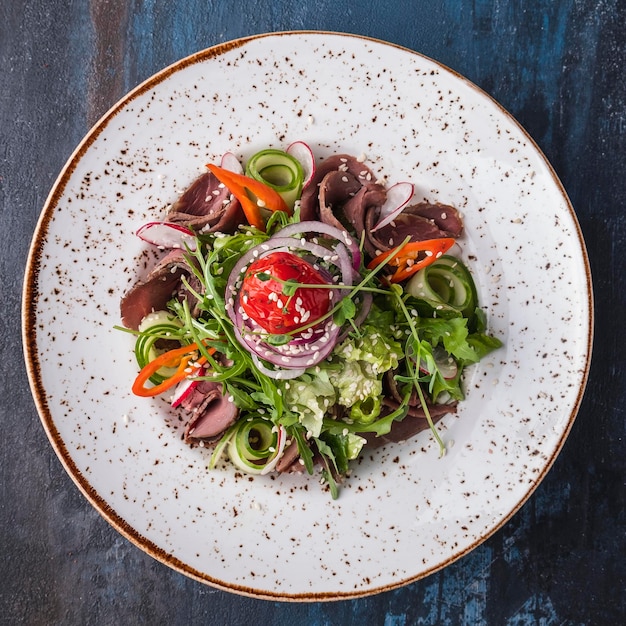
[132,341,216,397]
[367,237,456,283]
[206,163,290,231]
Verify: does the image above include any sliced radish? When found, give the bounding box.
[419,346,458,380]
[170,367,205,408]
[220,151,244,174]
[286,141,316,188]
[260,426,288,475]
[370,181,414,232]
[136,221,197,251]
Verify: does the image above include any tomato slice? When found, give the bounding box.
[240,251,331,334]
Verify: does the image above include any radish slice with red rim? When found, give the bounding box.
[136,221,197,251]
[220,151,244,174]
[370,181,414,232]
[260,426,288,475]
[170,367,205,407]
[286,141,315,188]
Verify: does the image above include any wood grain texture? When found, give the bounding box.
[2,0,624,623]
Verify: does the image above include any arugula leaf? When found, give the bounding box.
[289,424,314,475]
[251,372,284,421]
[467,333,503,360]
[315,439,340,499]
[415,317,478,363]
[225,382,258,410]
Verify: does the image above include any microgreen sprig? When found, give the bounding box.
[250,237,412,340]
[388,283,447,457]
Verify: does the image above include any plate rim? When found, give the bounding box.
[22,30,594,601]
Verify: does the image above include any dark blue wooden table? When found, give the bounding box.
[3,1,624,624]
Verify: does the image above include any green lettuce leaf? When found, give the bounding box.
[334,322,403,375]
[280,370,336,438]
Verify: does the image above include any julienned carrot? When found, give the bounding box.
[367,238,456,283]
[206,163,290,231]
[132,342,216,397]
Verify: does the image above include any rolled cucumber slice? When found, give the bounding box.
[406,255,478,320]
[245,149,304,209]
[135,311,185,384]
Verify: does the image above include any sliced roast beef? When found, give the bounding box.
[300,155,462,261]
[167,170,245,233]
[183,379,239,444]
[275,439,302,473]
[365,202,464,256]
[120,249,201,330]
[299,154,387,237]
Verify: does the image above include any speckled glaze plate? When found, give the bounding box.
[23,32,592,600]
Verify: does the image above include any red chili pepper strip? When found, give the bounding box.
[367,238,456,283]
[206,163,290,231]
[132,342,216,397]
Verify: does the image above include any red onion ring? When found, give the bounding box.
[277,220,362,271]
[224,225,371,377]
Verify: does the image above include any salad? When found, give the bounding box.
[119,143,502,498]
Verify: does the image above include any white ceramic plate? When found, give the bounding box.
[23,32,592,600]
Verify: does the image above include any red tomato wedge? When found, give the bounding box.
[240,252,332,334]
